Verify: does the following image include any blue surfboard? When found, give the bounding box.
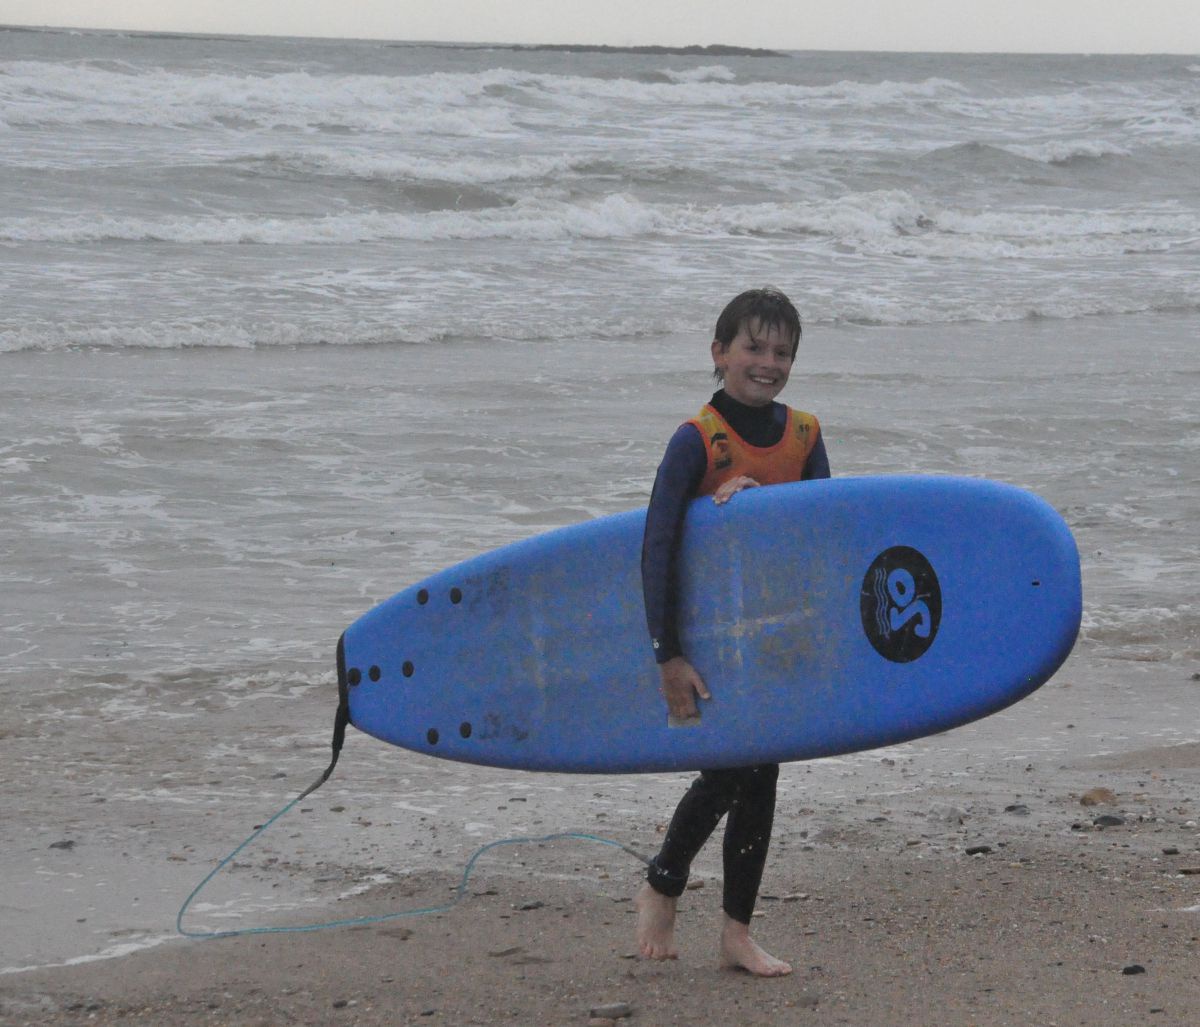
[338,476,1081,773]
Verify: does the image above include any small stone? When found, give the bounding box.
[1178,867,1200,876]
[685,878,704,890]
[1161,847,1180,856]
[588,1001,633,1019]
[1080,788,1117,807]
[1004,804,1031,816]
[1093,814,1126,828]
[1122,964,1146,975]
[514,900,544,911]
[49,840,75,850]
[930,804,966,825]
[965,845,993,856]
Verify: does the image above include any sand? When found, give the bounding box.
[4,737,1199,1026]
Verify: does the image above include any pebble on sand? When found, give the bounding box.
[589,1000,633,1019]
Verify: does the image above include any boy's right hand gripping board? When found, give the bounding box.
[340,475,1081,773]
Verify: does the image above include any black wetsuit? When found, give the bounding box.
[641,389,830,923]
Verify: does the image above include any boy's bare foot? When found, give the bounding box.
[634,882,679,960]
[719,914,793,977]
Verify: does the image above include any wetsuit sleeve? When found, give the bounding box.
[642,423,707,664]
[802,430,831,480]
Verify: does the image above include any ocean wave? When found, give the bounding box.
[4,191,1194,257]
[6,291,1199,355]
[247,148,596,187]
[659,64,738,84]
[0,320,444,354]
[1001,139,1133,164]
[924,139,1136,170]
[0,60,517,134]
[0,58,969,134]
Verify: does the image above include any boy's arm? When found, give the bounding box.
[802,430,831,480]
[641,424,706,665]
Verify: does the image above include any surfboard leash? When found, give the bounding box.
[176,635,650,940]
[294,634,352,804]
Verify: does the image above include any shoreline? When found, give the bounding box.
[5,734,1199,1024]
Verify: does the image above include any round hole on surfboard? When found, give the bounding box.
[402,661,414,677]
[426,728,439,745]
[347,667,362,686]
[368,665,381,682]
[450,587,463,604]
[459,722,472,739]
[417,589,429,605]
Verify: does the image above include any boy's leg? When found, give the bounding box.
[715,763,792,976]
[648,769,741,895]
[719,763,779,923]
[637,770,739,960]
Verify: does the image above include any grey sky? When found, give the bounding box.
[1,0,1199,53]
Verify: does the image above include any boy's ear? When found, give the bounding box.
[710,337,724,370]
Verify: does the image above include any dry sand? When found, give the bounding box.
[5,741,1200,1026]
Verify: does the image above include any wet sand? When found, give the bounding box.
[5,734,1199,1026]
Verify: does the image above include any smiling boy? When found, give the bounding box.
[636,288,830,976]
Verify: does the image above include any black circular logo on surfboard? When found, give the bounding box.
[860,546,941,663]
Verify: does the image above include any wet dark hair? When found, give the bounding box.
[712,288,802,380]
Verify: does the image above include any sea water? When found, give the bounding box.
[1,27,1197,969]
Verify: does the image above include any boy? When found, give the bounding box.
[636,288,829,976]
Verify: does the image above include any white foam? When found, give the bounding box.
[0,933,179,976]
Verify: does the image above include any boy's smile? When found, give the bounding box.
[712,320,795,407]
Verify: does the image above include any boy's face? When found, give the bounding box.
[712,319,795,407]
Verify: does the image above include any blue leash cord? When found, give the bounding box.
[176,791,648,940]
[177,731,649,938]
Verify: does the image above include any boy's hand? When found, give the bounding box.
[658,657,711,723]
[713,475,760,505]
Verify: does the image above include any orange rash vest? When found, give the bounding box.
[688,403,821,497]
